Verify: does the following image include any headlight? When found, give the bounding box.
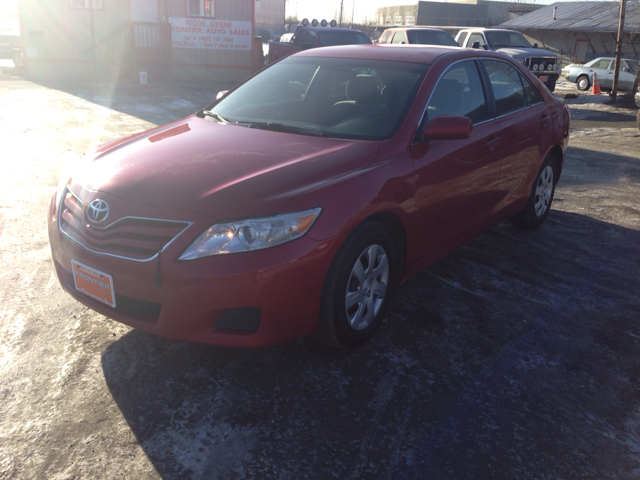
[179,207,322,260]
[533,64,539,71]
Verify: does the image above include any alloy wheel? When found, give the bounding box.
[344,244,389,331]
[534,165,554,217]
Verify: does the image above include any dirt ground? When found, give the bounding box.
[1,79,639,480]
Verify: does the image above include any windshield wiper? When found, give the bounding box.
[202,110,230,123]
[235,121,325,137]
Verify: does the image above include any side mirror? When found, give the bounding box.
[284,24,290,33]
[216,90,229,100]
[422,115,473,141]
[622,67,630,73]
[482,44,488,50]
[533,43,539,48]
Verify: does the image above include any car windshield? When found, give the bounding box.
[407,30,458,46]
[485,31,532,49]
[208,57,430,140]
[318,32,372,47]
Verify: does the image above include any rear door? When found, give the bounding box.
[480,59,550,211]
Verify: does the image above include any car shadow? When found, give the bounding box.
[29,80,236,126]
[102,210,640,479]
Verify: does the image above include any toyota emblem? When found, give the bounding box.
[86,199,109,223]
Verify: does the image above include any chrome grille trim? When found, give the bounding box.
[58,186,194,263]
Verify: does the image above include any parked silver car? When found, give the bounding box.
[564,57,637,91]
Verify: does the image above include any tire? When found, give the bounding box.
[510,156,557,229]
[315,221,396,348]
[545,80,556,92]
[576,75,590,91]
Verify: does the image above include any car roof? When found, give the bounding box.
[297,26,364,34]
[385,27,448,32]
[460,28,515,32]
[295,44,466,64]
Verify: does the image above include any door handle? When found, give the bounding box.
[486,135,500,151]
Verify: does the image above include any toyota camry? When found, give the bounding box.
[48,44,570,348]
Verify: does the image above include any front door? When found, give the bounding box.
[410,59,502,263]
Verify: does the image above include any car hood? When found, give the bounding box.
[71,117,380,219]
[496,47,558,59]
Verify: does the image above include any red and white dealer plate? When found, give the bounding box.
[71,260,116,308]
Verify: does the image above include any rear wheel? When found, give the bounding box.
[315,221,396,348]
[510,156,557,229]
[577,75,590,91]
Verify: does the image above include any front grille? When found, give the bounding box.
[528,57,557,71]
[54,260,162,324]
[215,307,262,334]
[59,189,191,261]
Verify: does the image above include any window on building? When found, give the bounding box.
[187,0,214,17]
[385,16,391,25]
[70,0,102,9]
[394,16,402,25]
[405,16,415,26]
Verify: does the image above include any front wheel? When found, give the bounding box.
[315,221,396,348]
[576,75,590,91]
[510,156,557,229]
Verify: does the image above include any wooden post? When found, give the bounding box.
[611,0,627,102]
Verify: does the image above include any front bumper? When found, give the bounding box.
[47,192,343,347]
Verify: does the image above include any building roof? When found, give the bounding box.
[499,1,640,33]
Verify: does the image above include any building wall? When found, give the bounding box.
[168,0,254,83]
[18,0,258,84]
[19,0,130,82]
[255,0,284,31]
[519,30,640,66]
[376,1,540,28]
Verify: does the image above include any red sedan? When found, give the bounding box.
[48,45,570,348]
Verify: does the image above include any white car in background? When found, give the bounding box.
[564,57,637,91]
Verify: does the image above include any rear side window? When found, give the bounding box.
[457,32,469,47]
[520,75,542,105]
[407,30,458,46]
[425,60,488,124]
[595,59,612,70]
[391,31,408,44]
[482,60,527,116]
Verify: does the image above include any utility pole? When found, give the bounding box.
[352,0,355,27]
[339,0,344,27]
[611,0,627,103]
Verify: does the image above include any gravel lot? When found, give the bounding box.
[1,79,639,479]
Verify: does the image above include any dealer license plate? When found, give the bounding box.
[71,260,116,308]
